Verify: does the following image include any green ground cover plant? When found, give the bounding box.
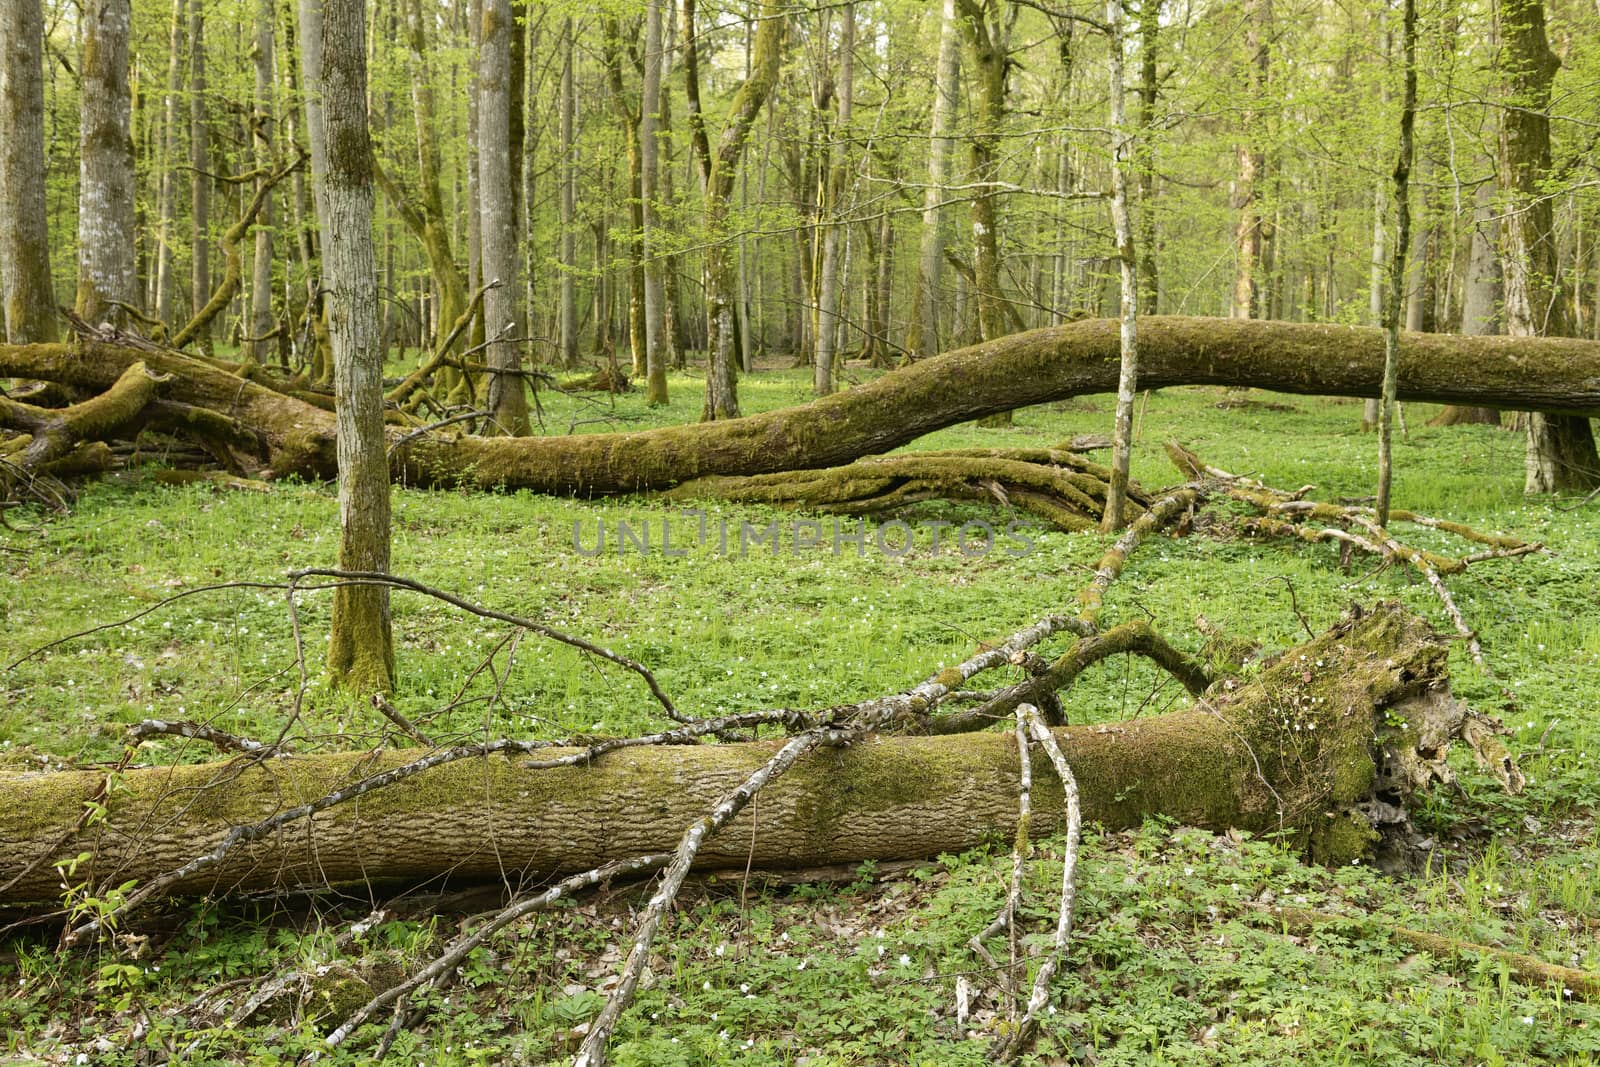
[3,373,1597,1064]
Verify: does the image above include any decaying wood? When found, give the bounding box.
[0,603,1509,908]
[1256,906,1600,1001]
[4,316,1600,499]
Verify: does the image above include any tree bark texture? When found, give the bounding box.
[477,0,530,435]
[319,0,393,693]
[1498,0,1600,491]
[75,0,138,327]
[0,0,57,342]
[0,604,1471,905]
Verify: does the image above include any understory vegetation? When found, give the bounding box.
[4,375,1599,1064]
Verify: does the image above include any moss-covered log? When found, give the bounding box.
[3,317,1599,494]
[0,604,1499,906]
[664,447,1151,531]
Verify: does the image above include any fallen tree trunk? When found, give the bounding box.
[2,316,1599,495]
[0,604,1501,906]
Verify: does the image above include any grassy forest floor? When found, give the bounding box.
[3,365,1599,1065]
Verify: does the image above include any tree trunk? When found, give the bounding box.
[1375,0,1416,528]
[319,0,393,693]
[371,0,470,399]
[557,18,578,369]
[1361,182,1385,431]
[813,4,854,397]
[297,0,331,383]
[151,0,186,332]
[602,16,647,380]
[867,208,894,367]
[1101,0,1139,532]
[189,0,212,352]
[957,0,1013,348]
[1430,181,1501,426]
[641,0,668,406]
[1499,0,1600,492]
[701,0,786,421]
[0,0,58,343]
[247,0,276,366]
[478,0,530,435]
[1229,0,1272,320]
[75,0,138,327]
[12,318,1600,499]
[1136,3,1160,316]
[0,604,1483,905]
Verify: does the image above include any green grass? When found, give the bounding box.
[2,371,1599,1064]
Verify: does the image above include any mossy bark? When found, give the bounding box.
[0,0,58,344]
[666,447,1148,532]
[0,605,1476,906]
[319,0,393,694]
[5,317,1600,495]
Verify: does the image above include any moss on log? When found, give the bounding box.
[0,604,1490,907]
[3,317,1598,494]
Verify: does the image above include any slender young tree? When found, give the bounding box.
[0,0,58,342]
[479,0,531,434]
[1376,0,1417,528]
[692,0,786,421]
[1136,0,1160,314]
[642,0,668,405]
[298,0,332,381]
[152,0,185,330]
[557,17,578,368]
[319,0,393,692]
[1101,0,1140,532]
[247,0,277,364]
[75,0,138,327]
[813,4,854,396]
[189,0,212,350]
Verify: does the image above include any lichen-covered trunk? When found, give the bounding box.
[320,0,393,694]
[0,0,58,343]
[477,0,530,436]
[0,605,1472,905]
[75,0,138,327]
